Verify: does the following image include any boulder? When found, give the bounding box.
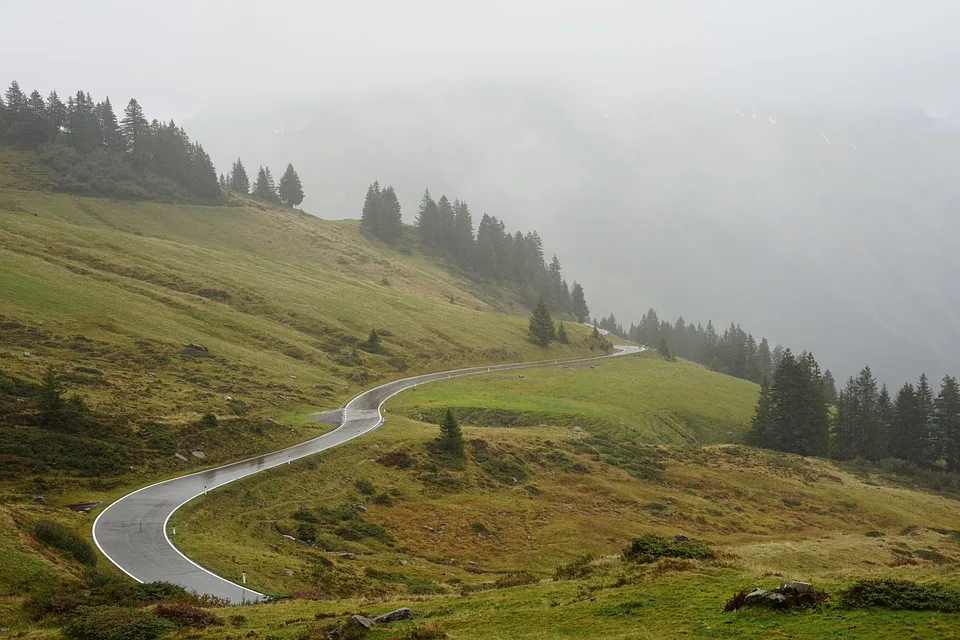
[674,533,690,541]
[32,495,45,504]
[339,552,356,560]
[329,615,374,639]
[174,453,189,462]
[191,450,206,460]
[373,608,413,624]
[744,588,787,608]
[186,343,208,352]
[779,579,813,593]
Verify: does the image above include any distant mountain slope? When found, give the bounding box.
[186,83,960,383]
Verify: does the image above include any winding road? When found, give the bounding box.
[93,346,638,603]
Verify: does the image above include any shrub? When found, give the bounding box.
[0,373,15,394]
[377,450,413,468]
[154,602,222,627]
[371,492,394,506]
[33,519,97,566]
[64,606,174,640]
[201,412,217,427]
[404,622,448,639]
[622,534,714,563]
[355,479,376,495]
[864,530,885,537]
[554,554,597,580]
[494,571,539,588]
[839,579,960,612]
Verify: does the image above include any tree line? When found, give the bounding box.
[0,80,302,206]
[222,158,304,207]
[748,352,959,473]
[360,183,591,319]
[598,308,792,386]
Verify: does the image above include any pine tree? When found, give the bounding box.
[45,91,67,138]
[252,166,277,201]
[934,375,960,472]
[415,189,441,246]
[278,163,304,207]
[822,369,838,405]
[747,379,775,448]
[37,365,66,429]
[229,158,250,193]
[361,181,382,235]
[571,282,589,323]
[452,200,475,268]
[436,408,464,458]
[120,98,149,158]
[659,337,673,360]
[528,297,555,347]
[891,383,923,465]
[916,374,936,464]
[556,321,569,343]
[378,185,403,243]
[96,97,122,151]
[363,328,383,353]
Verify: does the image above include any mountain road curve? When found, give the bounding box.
[92,345,639,603]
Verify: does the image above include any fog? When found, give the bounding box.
[5,0,960,384]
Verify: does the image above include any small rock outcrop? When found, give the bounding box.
[744,588,788,608]
[674,533,690,541]
[780,579,813,593]
[191,450,206,460]
[186,343,208,352]
[373,608,413,623]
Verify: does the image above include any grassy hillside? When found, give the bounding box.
[389,352,758,443]
[147,353,960,638]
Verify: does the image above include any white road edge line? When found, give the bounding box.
[93,347,633,599]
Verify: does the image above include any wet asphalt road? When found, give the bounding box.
[93,346,638,602]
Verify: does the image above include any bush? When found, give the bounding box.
[154,602,222,628]
[404,622,448,639]
[64,606,174,640]
[201,412,217,427]
[355,479,376,495]
[554,554,597,580]
[839,579,960,612]
[622,534,714,563]
[494,571,539,588]
[33,519,97,566]
[864,530,885,537]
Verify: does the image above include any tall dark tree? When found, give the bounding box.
[378,185,403,243]
[934,375,960,471]
[278,163,304,207]
[528,297,556,347]
[229,158,250,193]
[556,321,569,343]
[361,181,381,234]
[436,408,464,458]
[571,282,589,323]
[452,200,475,267]
[916,374,935,463]
[415,189,441,246]
[891,383,923,465]
[120,98,149,159]
[252,166,277,201]
[822,369,838,405]
[95,97,122,151]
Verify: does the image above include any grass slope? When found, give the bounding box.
[389,352,758,443]
[156,355,960,639]
[0,146,603,606]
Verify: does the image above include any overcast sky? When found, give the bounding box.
[3,1,959,118]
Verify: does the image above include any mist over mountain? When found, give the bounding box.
[186,84,960,385]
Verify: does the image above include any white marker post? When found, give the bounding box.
[172,526,176,536]
[204,485,207,495]
[242,571,247,585]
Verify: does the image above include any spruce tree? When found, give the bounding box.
[437,408,464,457]
[747,379,775,448]
[891,383,922,465]
[822,369,838,405]
[120,98,149,157]
[528,297,555,346]
[452,200,475,268]
[278,163,304,207]
[37,365,66,429]
[659,337,672,360]
[378,185,403,243]
[361,181,381,235]
[252,166,277,201]
[934,375,960,471]
[916,374,936,464]
[415,189,441,246]
[96,97,122,151]
[571,282,589,323]
[556,321,569,343]
[230,158,250,193]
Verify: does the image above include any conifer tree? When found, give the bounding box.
[229,158,250,193]
[96,97,122,151]
[378,185,403,243]
[747,379,775,447]
[415,189,441,246]
[659,337,673,360]
[252,166,277,201]
[891,383,923,465]
[822,369,838,405]
[452,200,475,267]
[436,408,464,458]
[120,98,149,157]
[916,374,935,463]
[528,297,555,346]
[278,163,304,207]
[361,181,381,235]
[934,375,960,471]
[556,321,569,343]
[571,282,589,323]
